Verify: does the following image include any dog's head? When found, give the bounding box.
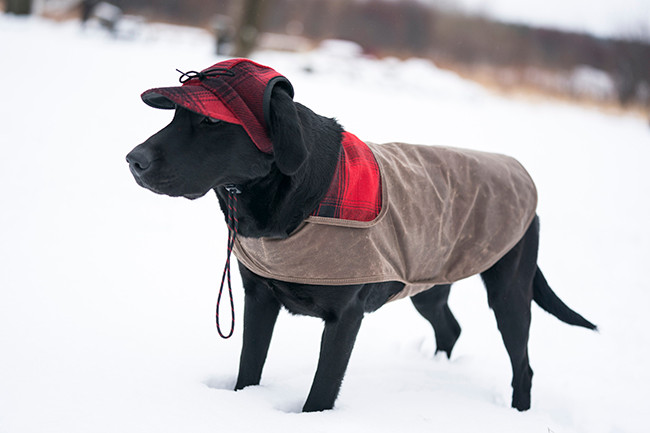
[126,59,309,200]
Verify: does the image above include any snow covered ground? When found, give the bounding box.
[1,15,649,433]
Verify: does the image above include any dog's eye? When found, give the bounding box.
[201,117,222,125]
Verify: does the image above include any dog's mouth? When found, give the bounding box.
[130,169,209,200]
[129,168,160,193]
[182,192,207,200]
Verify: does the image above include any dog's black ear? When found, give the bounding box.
[266,84,309,176]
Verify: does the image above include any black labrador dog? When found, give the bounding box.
[126,60,596,413]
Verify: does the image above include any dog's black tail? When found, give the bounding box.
[533,267,597,330]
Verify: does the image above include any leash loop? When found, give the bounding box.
[216,184,241,339]
[177,67,235,84]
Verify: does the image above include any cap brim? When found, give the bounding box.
[141,86,240,125]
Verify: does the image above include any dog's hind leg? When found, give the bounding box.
[235,265,281,390]
[480,217,539,411]
[410,284,461,358]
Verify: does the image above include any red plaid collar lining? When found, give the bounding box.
[310,132,382,222]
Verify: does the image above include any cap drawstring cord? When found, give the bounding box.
[176,67,235,84]
[216,184,241,339]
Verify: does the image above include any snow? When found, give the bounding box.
[1,15,649,433]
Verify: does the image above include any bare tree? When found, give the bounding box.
[233,0,268,57]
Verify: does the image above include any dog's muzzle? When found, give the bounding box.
[126,147,153,177]
[126,146,165,194]
[126,147,208,200]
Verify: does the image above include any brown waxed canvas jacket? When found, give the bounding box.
[233,141,537,302]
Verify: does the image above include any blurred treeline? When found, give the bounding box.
[12,0,644,108]
[119,0,649,108]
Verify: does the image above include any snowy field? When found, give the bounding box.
[1,15,649,433]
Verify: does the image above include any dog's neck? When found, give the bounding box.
[215,105,343,239]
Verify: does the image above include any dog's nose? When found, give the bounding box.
[126,147,153,174]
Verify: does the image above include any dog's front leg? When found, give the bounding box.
[303,304,364,412]
[235,267,281,390]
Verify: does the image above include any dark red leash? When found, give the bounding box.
[216,184,241,339]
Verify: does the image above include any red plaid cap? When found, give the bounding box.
[141,58,293,154]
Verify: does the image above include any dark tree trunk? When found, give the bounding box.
[233,0,267,58]
[5,0,32,15]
